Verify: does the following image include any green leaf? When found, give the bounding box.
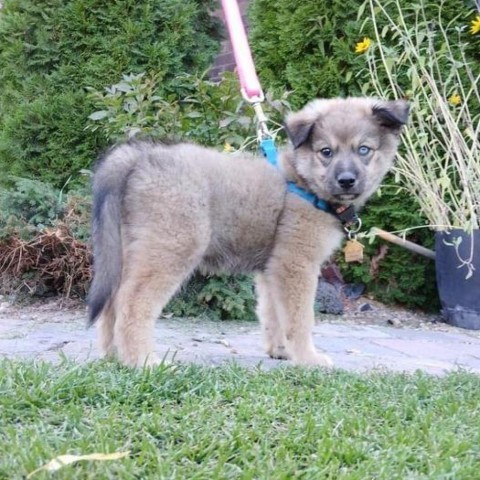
[357,1,367,21]
[88,110,109,121]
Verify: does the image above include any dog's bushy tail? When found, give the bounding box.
[87,143,139,326]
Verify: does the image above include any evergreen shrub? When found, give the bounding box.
[0,0,221,187]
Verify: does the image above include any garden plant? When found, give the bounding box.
[360,0,480,327]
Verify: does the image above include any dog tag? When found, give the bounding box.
[344,239,364,263]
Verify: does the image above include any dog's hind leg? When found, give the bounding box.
[255,273,288,360]
[97,301,117,359]
[112,246,204,368]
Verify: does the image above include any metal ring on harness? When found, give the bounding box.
[346,217,363,240]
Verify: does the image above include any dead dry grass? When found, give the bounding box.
[0,225,91,298]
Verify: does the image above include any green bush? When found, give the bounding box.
[166,274,256,321]
[0,177,64,233]
[0,175,92,240]
[0,0,221,187]
[0,174,92,298]
[86,71,290,148]
[248,0,367,108]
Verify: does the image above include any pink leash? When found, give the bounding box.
[220,0,264,102]
[220,0,271,139]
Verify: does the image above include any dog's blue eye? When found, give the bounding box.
[358,146,371,156]
[320,148,333,158]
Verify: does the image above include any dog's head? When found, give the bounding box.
[284,98,409,207]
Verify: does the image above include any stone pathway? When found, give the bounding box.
[1,301,480,375]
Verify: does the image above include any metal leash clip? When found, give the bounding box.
[241,91,271,142]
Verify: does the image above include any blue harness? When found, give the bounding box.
[260,138,332,214]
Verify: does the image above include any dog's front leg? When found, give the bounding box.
[255,273,288,360]
[265,261,333,367]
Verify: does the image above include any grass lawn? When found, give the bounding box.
[1,360,479,479]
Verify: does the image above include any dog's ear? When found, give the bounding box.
[284,109,318,149]
[372,100,409,131]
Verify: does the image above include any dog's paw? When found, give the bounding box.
[292,351,334,368]
[100,345,118,360]
[266,344,289,360]
[118,352,162,369]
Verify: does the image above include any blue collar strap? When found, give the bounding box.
[287,182,333,213]
[260,138,332,214]
[287,181,359,228]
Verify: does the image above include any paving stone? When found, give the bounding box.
[1,309,480,375]
[373,338,480,363]
[315,337,405,358]
[315,323,394,339]
[314,323,353,336]
[374,326,480,344]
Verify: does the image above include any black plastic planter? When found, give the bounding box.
[435,229,480,330]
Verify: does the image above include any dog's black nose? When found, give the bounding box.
[337,172,356,190]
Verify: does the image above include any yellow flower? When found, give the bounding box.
[448,93,461,106]
[355,37,372,54]
[470,15,480,35]
[223,142,235,153]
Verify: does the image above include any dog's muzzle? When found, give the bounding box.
[337,171,357,190]
[332,172,361,201]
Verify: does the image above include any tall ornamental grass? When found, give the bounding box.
[362,0,480,231]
